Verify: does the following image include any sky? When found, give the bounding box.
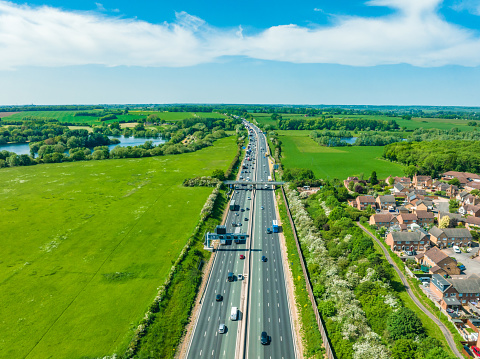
[1,0,480,105]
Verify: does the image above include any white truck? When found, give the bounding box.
[230,306,238,321]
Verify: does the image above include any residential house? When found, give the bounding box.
[398,213,418,225]
[416,210,434,226]
[433,181,450,193]
[376,195,396,210]
[457,191,472,203]
[459,204,480,217]
[446,185,459,198]
[465,182,480,192]
[463,194,480,206]
[393,183,409,195]
[430,274,480,310]
[397,206,409,214]
[465,217,480,231]
[386,176,411,186]
[429,226,473,248]
[413,175,433,189]
[385,231,430,252]
[415,247,461,276]
[369,213,399,229]
[414,199,433,213]
[443,171,480,184]
[352,195,376,211]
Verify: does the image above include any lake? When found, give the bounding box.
[0,136,166,156]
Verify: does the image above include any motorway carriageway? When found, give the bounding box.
[186,123,296,359]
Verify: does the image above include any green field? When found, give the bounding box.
[255,112,475,132]
[2,110,227,125]
[0,136,236,359]
[279,131,403,179]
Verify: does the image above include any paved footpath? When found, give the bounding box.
[357,223,463,359]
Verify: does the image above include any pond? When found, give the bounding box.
[0,136,166,156]
[340,137,357,144]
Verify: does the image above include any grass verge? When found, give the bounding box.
[276,190,325,358]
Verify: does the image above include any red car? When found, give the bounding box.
[472,346,480,357]
[240,254,245,259]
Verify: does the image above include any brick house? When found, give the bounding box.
[446,185,459,198]
[463,194,480,206]
[413,200,433,212]
[430,274,480,310]
[459,204,480,217]
[433,181,450,192]
[353,195,376,210]
[465,217,480,231]
[376,195,396,210]
[428,226,473,248]
[416,210,434,226]
[413,175,433,189]
[385,231,430,252]
[397,213,418,225]
[415,247,461,276]
[386,176,411,186]
[369,213,399,229]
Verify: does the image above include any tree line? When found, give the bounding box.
[383,140,480,177]
[278,118,399,131]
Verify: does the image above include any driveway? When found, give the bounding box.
[443,246,480,276]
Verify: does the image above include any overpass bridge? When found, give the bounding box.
[224,180,285,186]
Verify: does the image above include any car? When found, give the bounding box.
[261,206,264,210]
[248,197,251,200]
[472,346,480,356]
[246,207,250,210]
[261,256,267,262]
[266,228,272,234]
[227,272,234,282]
[232,222,237,227]
[237,223,242,226]
[216,294,223,301]
[236,213,239,216]
[405,251,413,256]
[241,208,245,212]
[219,323,226,334]
[260,331,270,345]
[453,246,461,253]
[240,254,245,259]
[244,217,248,221]
[459,264,466,271]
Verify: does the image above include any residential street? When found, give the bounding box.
[357,223,463,358]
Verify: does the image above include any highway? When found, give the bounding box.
[186,122,296,359]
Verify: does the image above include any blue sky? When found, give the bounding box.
[1,0,480,105]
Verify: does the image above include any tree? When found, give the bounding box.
[388,177,395,186]
[211,169,225,181]
[387,307,424,340]
[438,216,450,229]
[448,177,461,186]
[348,181,355,191]
[391,339,417,359]
[370,171,379,185]
[354,184,365,194]
[449,199,460,213]
[404,165,418,178]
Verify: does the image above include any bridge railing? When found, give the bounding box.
[281,186,335,359]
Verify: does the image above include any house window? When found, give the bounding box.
[463,300,466,303]
[420,241,424,244]
[405,241,410,244]
[459,294,463,297]
[451,293,456,297]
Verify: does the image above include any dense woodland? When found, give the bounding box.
[383,140,480,177]
[278,118,399,131]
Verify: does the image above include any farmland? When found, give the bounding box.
[0,136,237,359]
[279,131,403,179]
[1,110,227,125]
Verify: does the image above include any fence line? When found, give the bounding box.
[281,187,335,359]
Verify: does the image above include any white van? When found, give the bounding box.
[230,307,238,321]
[453,246,461,253]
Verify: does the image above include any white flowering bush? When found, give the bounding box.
[284,184,391,357]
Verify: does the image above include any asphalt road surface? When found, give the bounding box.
[187,122,295,359]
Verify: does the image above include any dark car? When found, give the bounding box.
[261,256,267,262]
[216,294,223,301]
[261,331,270,345]
[246,207,250,210]
[241,209,245,212]
[244,217,248,221]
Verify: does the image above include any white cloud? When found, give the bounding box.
[95,2,105,12]
[452,0,480,15]
[0,0,480,70]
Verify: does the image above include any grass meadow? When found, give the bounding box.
[2,110,227,125]
[0,136,236,359]
[279,131,403,179]
[254,112,475,132]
